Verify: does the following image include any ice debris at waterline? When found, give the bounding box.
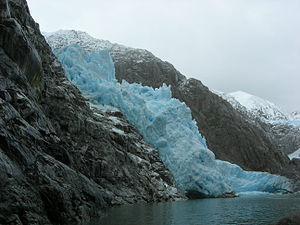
[53,44,292,197]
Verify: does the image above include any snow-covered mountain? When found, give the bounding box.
[215,90,289,122]
[215,90,300,156]
[213,90,253,120]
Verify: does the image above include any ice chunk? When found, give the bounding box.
[112,128,125,135]
[54,44,293,197]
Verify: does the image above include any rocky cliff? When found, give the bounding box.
[0,0,181,224]
[275,211,300,225]
[266,123,300,156]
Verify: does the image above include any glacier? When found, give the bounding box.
[53,44,293,197]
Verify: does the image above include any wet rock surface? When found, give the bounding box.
[0,0,182,224]
[275,211,300,225]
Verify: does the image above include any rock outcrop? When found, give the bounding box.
[270,123,300,155]
[275,211,300,225]
[0,0,181,224]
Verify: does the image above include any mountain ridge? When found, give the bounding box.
[45,30,156,64]
[215,90,290,121]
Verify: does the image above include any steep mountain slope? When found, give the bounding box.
[46,30,290,174]
[217,91,300,155]
[0,0,181,224]
[271,123,300,155]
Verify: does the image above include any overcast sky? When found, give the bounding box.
[27,0,299,112]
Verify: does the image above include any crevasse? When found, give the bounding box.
[54,44,292,197]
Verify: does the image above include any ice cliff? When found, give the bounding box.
[54,44,293,197]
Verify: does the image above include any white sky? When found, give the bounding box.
[27,0,300,112]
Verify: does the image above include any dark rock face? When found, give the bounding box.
[275,211,300,225]
[0,0,181,224]
[282,159,300,182]
[270,123,300,155]
[113,48,289,174]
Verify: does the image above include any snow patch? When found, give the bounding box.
[112,127,125,135]
[288,149,300,160]
[108,116,121,124]
[291,111,300,120]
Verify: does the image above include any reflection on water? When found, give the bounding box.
[89,193,300,225]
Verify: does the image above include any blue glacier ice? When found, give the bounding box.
[53,44,293,197]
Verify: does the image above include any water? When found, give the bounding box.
[89,193,300,225]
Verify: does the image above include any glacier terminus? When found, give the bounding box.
[52,43,293,198]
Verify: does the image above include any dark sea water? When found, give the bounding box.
[89,192,300,225]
